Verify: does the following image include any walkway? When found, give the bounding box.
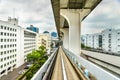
[0,63,26,80]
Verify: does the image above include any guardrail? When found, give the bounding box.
[31,48,58,80]
[63,47,120,80]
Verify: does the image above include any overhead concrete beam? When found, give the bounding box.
[60,0,69,8]
[51,0,102,34]
[60,15,65,28]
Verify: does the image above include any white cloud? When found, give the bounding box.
[82,0,120,35]
[0,0,56,33]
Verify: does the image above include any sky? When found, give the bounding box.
[0,0,56,33]
[0,0,120,34]
[81,0,120,35]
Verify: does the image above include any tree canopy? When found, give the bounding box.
[27,46,47,63]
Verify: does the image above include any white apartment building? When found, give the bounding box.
[81,35,86,45]
[102,29,120,54]
[116,29,120,54]
[24,30,36,61]
[36,34,51,52]
[82,28,120,55]
[93,33,102,49]
[0,17,37,78]
[82,33,102,49]
[102,29,116,52]
[0,18,20,77]
[85,34,94,48]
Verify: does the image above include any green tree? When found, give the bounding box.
[85,46,91,49]
[27,50,41,63]
[18,46,48,80]
[81,43,85,48]
[27,45,47,63]
[26,71,33,80]
[38,46,46,54]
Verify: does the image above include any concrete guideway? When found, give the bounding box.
[82,50,120,68]
[51,48,63,80]
[51,47,86,80]
[62,47,80,80]
[82,50,120,76]
[32,47,120,80]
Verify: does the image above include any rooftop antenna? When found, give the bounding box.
[13,8,15,18]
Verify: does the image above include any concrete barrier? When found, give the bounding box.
[31,48,58,80]
[63,48,120,80]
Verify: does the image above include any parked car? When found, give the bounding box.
[27,64,32,67]
[24,64,32,69]
[24,66,29,69]
[18,70,26,75]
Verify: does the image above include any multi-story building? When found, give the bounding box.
[51,32,58,37]
[82,33,102,49]
[102,29,120,54]
[85,34,94,48]
[93,33,102,49]
[0,17,20,77]
[102,29,115,52]
[24,29,36,62]
[26,25,39,33]
[0,17,37,78]
[82,28,120,55]
[36,34,51,52]
[116,29,120,54]
[81,35,87,45]
[43,31,49,34]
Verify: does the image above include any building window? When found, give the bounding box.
[15,29,16,32]
[10,28,12,31]
[0,52,3,55]
[108,34,111,38]
[4,51,6,54]
[118,32,120,34]
[108,44,111,48]
[7,27,9,30]
[1,25,3,29]
[109,29,111,31]
[1,32,3,35]
[118,45,120,47]
[4,33,6,36]
[1,58,3,62]
[1,65,3,68]
[108,39,111,43]
[118,51,120,53]
[108,49,111,52]
[1,39,3,42]
[7,33,9,36]
[4,64,6,67]
[4,26,6,30]
[4,57,6,61]
[4,39,6,42]
[7,62,9,65]
[1,45,3,48]
[7,50,9,53]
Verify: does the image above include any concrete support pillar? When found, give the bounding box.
[61,28,69,50]
[11,67,13,71]
[69,13,81,55]
[5,69,8,75]
[61,9,81,55]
